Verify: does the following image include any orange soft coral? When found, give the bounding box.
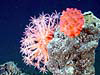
[60,8,84,38]
[20,12,59,72]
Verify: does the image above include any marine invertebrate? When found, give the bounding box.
[60,8,84,38]
[20,12,59,72]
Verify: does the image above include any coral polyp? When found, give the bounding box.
[20,12,59,72]
[60,8,84,38]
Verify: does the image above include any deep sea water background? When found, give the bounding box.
[0,0,100,75]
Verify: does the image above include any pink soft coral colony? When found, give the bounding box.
[20,8,84,73]
[60,8,84,38]
[20,12,59,72]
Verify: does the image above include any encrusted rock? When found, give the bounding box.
[47,11,100,75]
[0,61,28,75]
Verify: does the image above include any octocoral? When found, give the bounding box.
[20,12,59,72]
[60,8,84,38]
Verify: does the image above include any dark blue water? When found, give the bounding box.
[0,0,100,75]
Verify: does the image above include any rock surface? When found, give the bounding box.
[47,11,100,75]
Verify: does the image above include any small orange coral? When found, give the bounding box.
[60,8,84,38]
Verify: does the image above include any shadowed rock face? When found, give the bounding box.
[47,11,100,75]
